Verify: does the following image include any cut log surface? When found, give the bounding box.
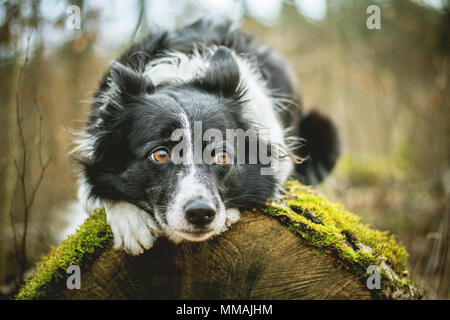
[17,182,421,300]
[51,211,372,299]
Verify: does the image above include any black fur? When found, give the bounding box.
[192,46,242,97]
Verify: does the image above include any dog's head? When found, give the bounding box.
[78,47,278,241]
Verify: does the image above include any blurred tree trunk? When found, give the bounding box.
[0,0,24,286]
[0,60,21,286]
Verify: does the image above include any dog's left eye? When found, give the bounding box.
[150,149,170,163]
[215,151,228,164]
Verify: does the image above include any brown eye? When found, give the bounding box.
[151,149,170,163]
[215,151,228,164]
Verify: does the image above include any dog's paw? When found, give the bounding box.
[225,208,241,227]
[105,201,158,255]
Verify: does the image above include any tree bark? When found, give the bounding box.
[46,211,374,300]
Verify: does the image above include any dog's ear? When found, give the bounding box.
[195,46,242,97]
[109,61,154,96]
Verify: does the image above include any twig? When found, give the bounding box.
[8,177,19,262]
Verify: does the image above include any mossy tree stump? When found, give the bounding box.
[17,182,421,300]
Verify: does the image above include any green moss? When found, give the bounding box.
[17,181,420,300]
[263,181,420,299]
[16,209,112,300]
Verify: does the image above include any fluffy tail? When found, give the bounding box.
[293,110,340,185]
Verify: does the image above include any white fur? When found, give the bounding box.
[234,56,294,184]
[144,50,209,86]
[77,176,103,214]
[70,131,96,160]
[225,208,241,227]
[56,201,88,243]
[105,201,159,255]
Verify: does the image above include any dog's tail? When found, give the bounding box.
[293,110,340,185]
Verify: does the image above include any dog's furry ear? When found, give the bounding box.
[195,46,242,97]
[294,110,340,185]
[109,61,154,96]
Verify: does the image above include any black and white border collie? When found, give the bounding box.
[74,19,340,255]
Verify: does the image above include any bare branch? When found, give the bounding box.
[8,177,19,257]
[27,157,52,210]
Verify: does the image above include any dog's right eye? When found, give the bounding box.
[150,149,170,163]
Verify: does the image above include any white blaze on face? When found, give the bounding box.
[165,165,227,242]
[164,111,227,240]
[168,171,211,227]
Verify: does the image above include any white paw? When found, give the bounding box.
[225,208,241,227]
[105,201,158,255]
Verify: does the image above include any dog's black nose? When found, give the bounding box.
[184,200,216,226]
